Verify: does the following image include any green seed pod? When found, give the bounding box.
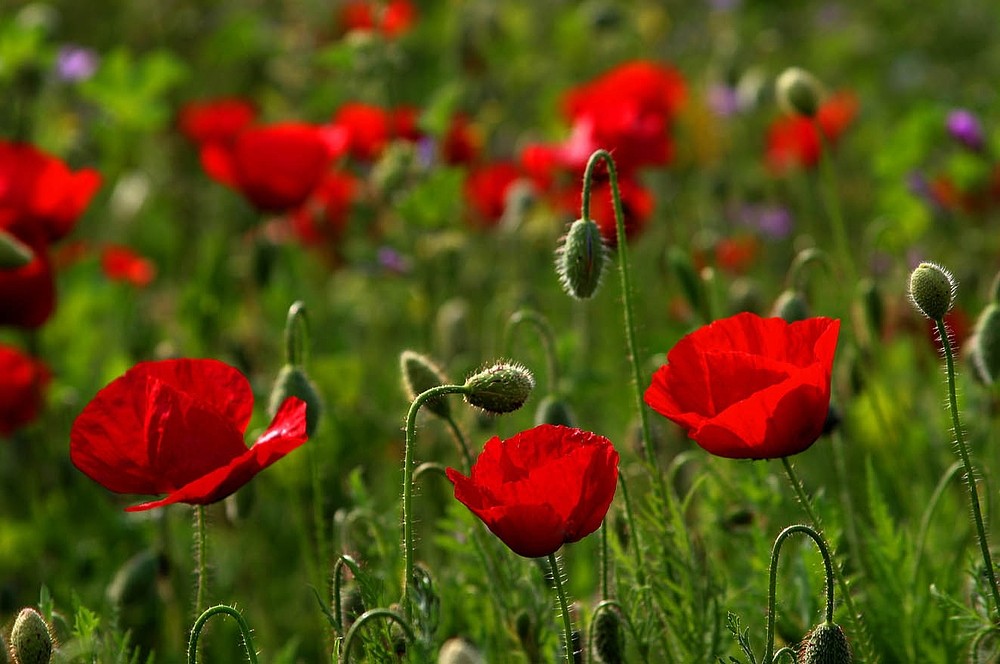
[556,218,607,300]
[798,621,853,664]
[400,350,452,419]
[770,288,810,323]
[464,361,534,414]
[0,229,33,269]
[592,609,625,664]
[268,364,324,437]
[437,638,485,664]
[971,303,1000,385]
[909,262,956,320]
[534,394,576,427]
[10,608,53,664]
[775,67,825,118]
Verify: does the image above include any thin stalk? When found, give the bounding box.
[813,124,858,286]
[444,414,474,471]
[194,505,207,615]
[600,520,610,599]
[340,608,414,664]
[547,553,574,664]
[504,309,560,393]
[187,605,259,664]
[936,317,1000,620]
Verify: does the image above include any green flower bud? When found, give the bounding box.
[858,278,884,340]
[534,394,576,427]
[106,549,163,607]
[464,361,534,414]
[727,277,764,315]
[437,638,484,664]
[798,621,853,664]
[971,303,1000,385]
[592,609,625,664]
[909,261,956,320]
[268,364,324,436]
[10,608,53,664]
[775,67,825,118]
[556,218,607,300]
[770,288,810,323]
[0,229,33,269]
[400,350,452,419]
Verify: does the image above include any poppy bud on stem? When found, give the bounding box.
[10,607,53,664]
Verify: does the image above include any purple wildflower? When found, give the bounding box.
[946,109,984,152]
[55,46,99,82]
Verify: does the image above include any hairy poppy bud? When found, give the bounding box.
[771,289,810,323]
[437,637,485,664]
[534,395,576,427]
[464,361,534,414]
[556,218,607,300]
[0,229,33,268]
[972,304,1000,384]
[798,621,853,664]
[909,262,956,321]
[269,364,323,436]
[10,607,53,664]
[592,609,625,664]
[775,67,825,118]
[400,350,452,419]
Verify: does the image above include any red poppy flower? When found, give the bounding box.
[765,91,858,174]
[288,171,360,246]
[100,245,156,287]
[177,97,257,146]
[644,313,840,459]
[200,122,337,213]
[70,359,309,511]
[0,344,50,437]
[441,114,482,165]
[463,161,522,227]
[0,237,55,328]
[446,424,619,558]
[331,103,393,162]
[339,0,416,38]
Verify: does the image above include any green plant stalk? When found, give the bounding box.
[187,605,259,664]
[504,309,560,393]
[444,414,474,471]
[813,124,858,286]
[547,553,575,664]
[194,505,207,615]
[781,457,877,663]
[401,384,470,616]
[340,608,415,663]
[764,524,835,663]
[936,317,1000,621]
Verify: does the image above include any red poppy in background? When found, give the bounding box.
[645,313,840,459]
[0,344,50,437]
[331,103,393,162]
[289,171,360,246]
[463,161,522,227]
[201,122,338,212]
[446,424,619,558]
[441,114,482,165]
[177,98,257,146]
[0,239,55,328]
[765,91,858,174]
[70,359,309,511]
[339,0,416,38]
[100,245,156,287]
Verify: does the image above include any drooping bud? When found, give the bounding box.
[592,609,625,664]
[464,361,534,414]
[534,394,576,427]
[0,229,33,269]
[10,607,53,664]
[798,621,853,664]
[400,350,452,419]
[556,218,607,300]
[268,364,324,436]
[770,289,810,322]
[775,67,825,118]
[437,638,485,664]
[971,304,1000,385]
[908,261,956,320]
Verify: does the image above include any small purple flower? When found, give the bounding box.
[55,45,99,82]
[706,83,742,118]
[377,246,411,274]
[946,109,984,152]
[736,203,793,239]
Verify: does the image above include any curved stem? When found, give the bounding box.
[332,554,360,635]
[547,553,574,664]
[414,461,449,484]
[912,460,964,589]
[443,414,473,471]
[194,505,207,615]
[764,524,835,663]
[936,317,1000,621]
[504,309,560,393]
[187,605,259,664]
[402,384,470,616]
[587,600,648,664]
[339,608,415,663]
[284,300,309,366]
[772,646,797,663]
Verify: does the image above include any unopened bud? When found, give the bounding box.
[269,364,323,436]
[437,638,484,664]
[770,289,810,322]
[534,395,576,427]
[798,621,853,664]
[556,218,607,300]
[400,350,452,419]
[909,262,956,320]
[10,608,53,664]
[775,67,825,118]
[464,361,534,414]
[592,609,625,664]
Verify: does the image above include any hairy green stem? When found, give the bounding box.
[187,605,259,664]
[547,553,575,664]
[504,309,560,393]
[284,300,309,367]
[339,608,414,663]
[194,505,207,615]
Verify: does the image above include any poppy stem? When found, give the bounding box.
[187,604,259,664]
[443,414,474,471]
[401,383,471,617]
[547,553,575,664]
[935,317,1000,621]
[284,300,309,367]
[193,505,207,615]
[339,608,415,663]
[763,524,835,664]
[504,308,560,393]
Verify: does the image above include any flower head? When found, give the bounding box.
[446,424,619,558]
[644,313,840,459]
[70,358,308,511]
[946,109,984,152]
[178,97,257,146]
[0,344,50,437]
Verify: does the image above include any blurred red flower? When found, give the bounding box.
[177,98,257,146]
[332,103,393,162]
[70,359,308,511]
[765,91,858,174]
[463,161,522,227]
[0,238,55,328]
[0,344,50,437]
[645,313,840,459]
[446,424,619,558]
[200,122,338,212]
[441,114,482,165]
[556,176,653,247]
[289,171,360,246]
[100,245,156,287]
[340,0,416,38]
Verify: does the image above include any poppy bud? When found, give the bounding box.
[858,278,883,340]
[463,361,534,414]
[592,609,625,664]
[556,218,607,300]
[400,350,452,419]
[909,262,956,321]
[268,364,323,436]
[971,304,1000,384]
[534,394,576,427]
[666,246,705,318]
[0,229,33,268]
[106,549,164,607]
[771,289,810,323]
[10,607,53,664]
[798,621,853,664]
[775,67,825,119]
[437,638,485,664]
